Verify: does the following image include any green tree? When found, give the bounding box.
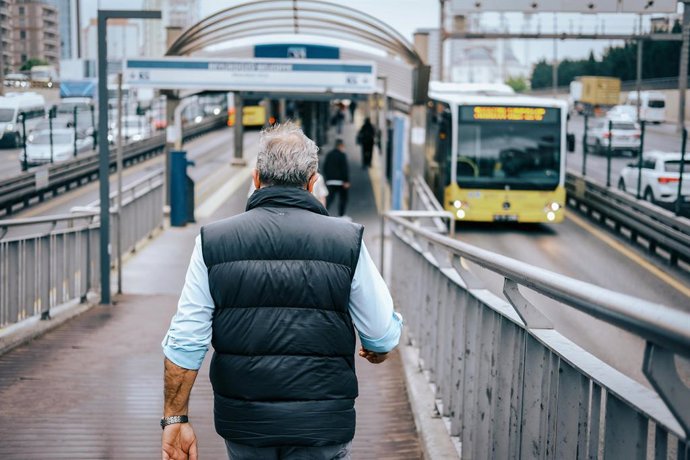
[505,75,528,92]
[20,58,49,71]
[530,60,552,89]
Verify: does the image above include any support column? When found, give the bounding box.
[164,93,180,207]
[264,97,273,126]
[232,92,245,165]
[678,2,690,132]
[279,98,287,122]
[438,0,445,81]
[310,102,317,141]
[636,38,643,122]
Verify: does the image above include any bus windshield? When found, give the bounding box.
[0,108,15,122]
[456,106,561,190]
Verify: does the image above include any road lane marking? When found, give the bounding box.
[566,211,690,299]
[195,165,253,219]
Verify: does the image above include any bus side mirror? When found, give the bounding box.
[567,133,576,153]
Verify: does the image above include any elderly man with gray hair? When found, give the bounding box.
[161,122,403,460]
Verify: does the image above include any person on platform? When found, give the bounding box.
[348,101,357,123]
[161,122,402,460]
[357,117,376,169]
[323,138,351,217]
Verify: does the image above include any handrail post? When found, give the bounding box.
[636,120,645,199]
[675,128,687,216]
[606,119,613,187]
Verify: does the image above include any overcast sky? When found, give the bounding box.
[87,0,680,68]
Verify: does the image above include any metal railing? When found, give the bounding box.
[566,172,690,269]
[0,170,164,328]
[0,114,226,216]
[391,179,690,458]
[387,212,689,458]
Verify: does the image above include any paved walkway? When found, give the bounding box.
[0,121,422,459]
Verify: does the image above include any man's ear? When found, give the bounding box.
[307,173,318,193]
[252,169,261,190]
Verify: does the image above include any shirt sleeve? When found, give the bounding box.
[348,242,403,353]
[161,235,215,370]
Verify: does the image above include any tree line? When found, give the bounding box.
[530,20,684,89]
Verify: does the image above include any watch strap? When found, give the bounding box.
[161,415,189,429]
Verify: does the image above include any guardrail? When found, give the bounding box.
[0,115,226,217]
[565,172,690,269]
[0,170,164,329]
[387,210,689,458]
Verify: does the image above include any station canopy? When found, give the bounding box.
[157,0,426,105]
[450,0,677,13]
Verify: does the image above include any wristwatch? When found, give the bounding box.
[161,415,189,429]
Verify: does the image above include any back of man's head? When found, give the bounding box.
[335,139,345,150]
[256,121,319,187]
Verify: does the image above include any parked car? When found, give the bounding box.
[618,151,690,205]
[607,105,637,120]
[22,129,94,166]
[108,115,151,143]
[32,114,95,141]
[3,73,30,88]
[55,98,94,116]
[586,115,641,156]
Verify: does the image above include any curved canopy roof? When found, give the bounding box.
[166,0,423,68]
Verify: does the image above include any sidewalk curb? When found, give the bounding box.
[399,335,461,459]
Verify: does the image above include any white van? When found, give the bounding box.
[626,91,666,123]
[0,93,47,148]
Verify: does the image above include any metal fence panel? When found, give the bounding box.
[0,171,163,329]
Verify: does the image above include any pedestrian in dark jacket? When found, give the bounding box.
[357,117,376,168]
[323,139,351,217]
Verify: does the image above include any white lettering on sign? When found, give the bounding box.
[208,62,293,72]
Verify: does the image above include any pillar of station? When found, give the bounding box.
[315,101,327,146]
[310,102,318,141]
[164,92,180,207]
[232,91,245,165]
[408,105,427,181]
[678,2,690,132]
[264,97,273,125]
[279,98,287,123]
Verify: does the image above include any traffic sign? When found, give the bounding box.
[450,0,677,13]
[123,57,377,93]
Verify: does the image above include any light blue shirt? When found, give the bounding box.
[162,236,403,370]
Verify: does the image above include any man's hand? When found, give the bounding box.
[359,347,389,364]
[162,423,198,460]
[343,182,351,189]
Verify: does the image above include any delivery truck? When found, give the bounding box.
[569,76,621,116]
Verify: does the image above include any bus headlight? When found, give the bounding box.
[453,200,462,208]
[549,202,561,212]
[546,211,556,221]
[5,124,13,131]
[456,209,466,219]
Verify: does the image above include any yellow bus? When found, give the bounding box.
[227,98,266,128]
[425,83,568,223]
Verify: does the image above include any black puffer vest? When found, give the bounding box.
[201,186,364,447]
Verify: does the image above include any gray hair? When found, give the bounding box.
[255,122,319,187]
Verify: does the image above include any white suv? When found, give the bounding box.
[618,151,690,205]
[586,116,641,157]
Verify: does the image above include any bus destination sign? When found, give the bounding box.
[459,106,559,123]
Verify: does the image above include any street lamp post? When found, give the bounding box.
[97,9,161,305]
